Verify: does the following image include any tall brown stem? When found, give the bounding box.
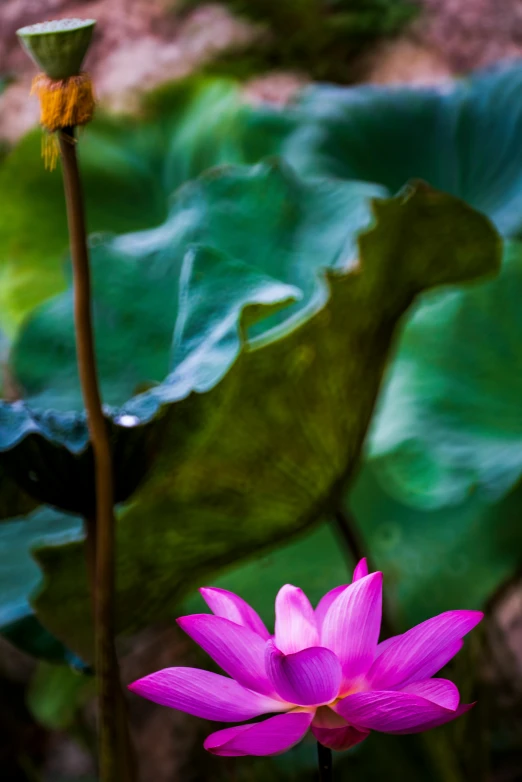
[83,516,137,782]
[59,126,134,781]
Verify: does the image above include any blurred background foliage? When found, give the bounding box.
[0,0,522,780]
[179,0,418,81]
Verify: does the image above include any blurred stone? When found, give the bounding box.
[0,634,36,682]
[419,0,522,72]
[492,580,522,680]
[0,637,46,781]
[361,38,452,86]
[243,71,308,106]
[100,6,258,112]
[43,732,95,781]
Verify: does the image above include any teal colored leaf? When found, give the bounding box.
[369,241,522,509]
[259,66,522,509]
[0,165,498,658]
[12,163,374,412]
[0,507,82,662]
[281,63,522,237]
[0,327,8,397]
[350,466,522,626]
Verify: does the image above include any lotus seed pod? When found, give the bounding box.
[17,19,96,80]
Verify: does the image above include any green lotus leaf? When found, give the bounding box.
[13,162,374,411]
[0,78,266,337]
[280,63,522,237]
[0,163,498,657]
[0,507,82,662]
[182,462,522,632]
[369,240,522,509]
[0,328,8,397]
[1,163,383,516]
[350,465,522,625]
[0,330,39,521]
[262,65,522,509]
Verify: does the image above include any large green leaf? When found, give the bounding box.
[0,78,265,337]
[12,165,381,412]
[280,63,522,237]
[350,465,522,625]
[0,164,383,515]
[369,241,522,509]
[0,507,82,661]
[0,164,499,657]
[181,463,522,632]
[258,66,522,509]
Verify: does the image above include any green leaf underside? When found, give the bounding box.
[0,168,497,658]
[369,241,522,508]
[280,63,522,238]
[0,506,88,662]
[182,464,522,632]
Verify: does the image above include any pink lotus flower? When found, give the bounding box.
[128,559,482,757]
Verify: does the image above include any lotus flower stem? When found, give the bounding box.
[16,17,135,773]
[59,126,134,781]
[317,741,333,781]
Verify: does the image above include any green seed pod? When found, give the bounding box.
[17,18,96,81]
